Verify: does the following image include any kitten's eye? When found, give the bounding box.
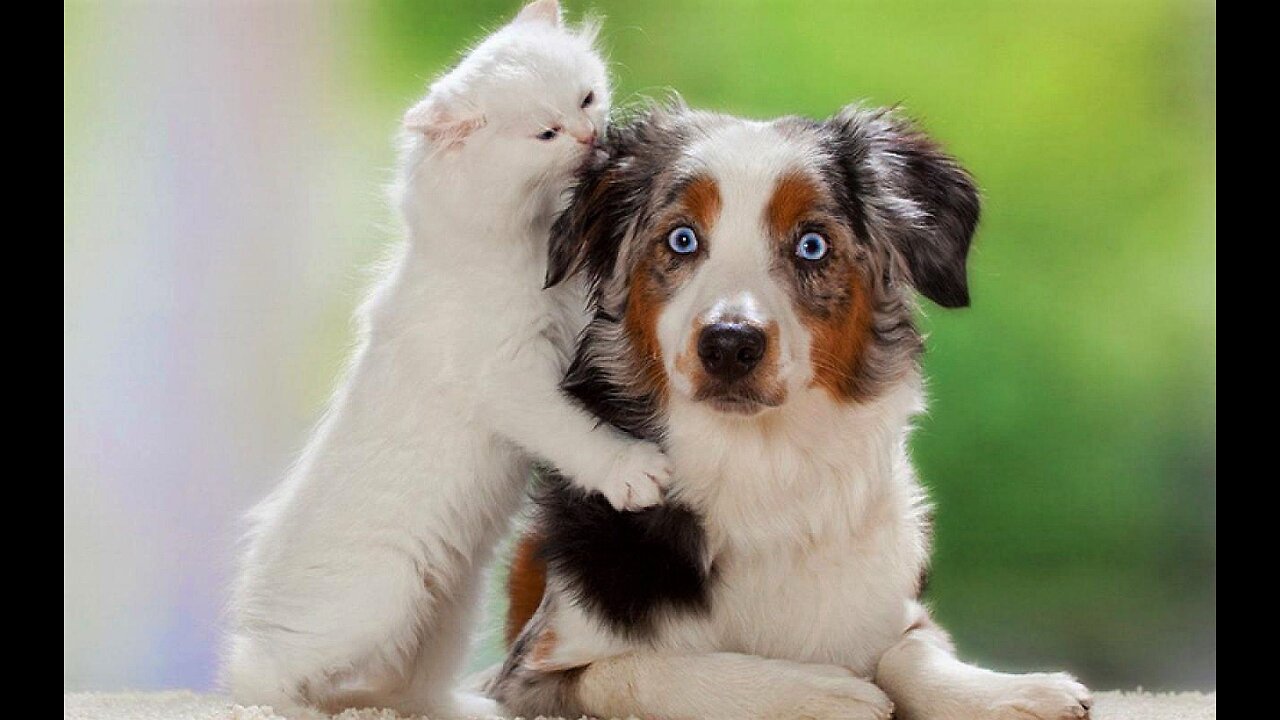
[667,226,698,255]
[537,127,560,141]
[581,91,595,108]
[796,232,829,261]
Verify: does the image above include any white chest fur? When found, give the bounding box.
[658,383,932,676]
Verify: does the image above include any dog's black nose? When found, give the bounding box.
[697,323,767,381]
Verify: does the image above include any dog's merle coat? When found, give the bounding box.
[518,100,978,643]
[491,99,979,711]
[489,103,1086,720]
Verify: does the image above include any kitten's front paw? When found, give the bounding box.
[594,441,671,511]
[990,672,1092,720]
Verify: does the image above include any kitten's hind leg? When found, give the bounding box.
[384,489,517,719]
[225,634,329,720]
[228,562,431,717]
[383,574,504,719]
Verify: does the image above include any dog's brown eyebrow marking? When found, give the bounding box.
[766,170,822,238]
[672,174,722,231]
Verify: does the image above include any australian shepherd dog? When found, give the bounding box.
[488,102,1093,720]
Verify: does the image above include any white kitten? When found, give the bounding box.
[225,2,669,717]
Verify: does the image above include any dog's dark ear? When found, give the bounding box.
[545,113,663,290]
[547,103,688,291]
[545,156,630,289]
[828,105,980,308]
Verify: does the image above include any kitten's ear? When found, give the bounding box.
[828,105,980,308]
[403,93,486,148]
[515,0,562,27]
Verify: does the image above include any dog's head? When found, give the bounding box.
[549,103,978,419]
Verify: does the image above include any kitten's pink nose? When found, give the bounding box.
[573,130,597,146]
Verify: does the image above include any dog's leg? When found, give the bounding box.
[578,651,894,720]
[875,602,1093,720]
[494,602,893,720]
[485,344,670,511]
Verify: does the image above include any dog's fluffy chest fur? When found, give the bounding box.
[702,521,923,675]
[653,386,930,673]
[522,381,933,680]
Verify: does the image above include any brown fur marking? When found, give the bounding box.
[505,532,547,647]
[683,175,723,231]
[766,170,822,239]
[624,262,671,398]
[623,175,722,397]
[805,274,875,400]
[765,170,878,401]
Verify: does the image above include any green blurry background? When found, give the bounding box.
[64,0,1215,694]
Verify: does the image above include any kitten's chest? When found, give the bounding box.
[430,238,585,339]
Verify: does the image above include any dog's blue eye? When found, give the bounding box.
[668,226,699,255]
[796,232,828,261]
[537,127,560,141]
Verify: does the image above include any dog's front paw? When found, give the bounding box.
[778,675,893,720]
[593,441,671,511]
[990,672,1092,720]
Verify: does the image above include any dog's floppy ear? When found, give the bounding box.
[547,104,687,291]
[828,105,980,308]
[545,143,637,290]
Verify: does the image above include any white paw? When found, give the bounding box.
[444,691,504,719]
[773,675,894,720]
[990,672,1093,720]
[594,441,671,511]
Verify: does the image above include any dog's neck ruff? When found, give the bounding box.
[663,375,925,555]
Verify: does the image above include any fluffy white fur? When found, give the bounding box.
[529,120,1093,720]
[225,3,672,717]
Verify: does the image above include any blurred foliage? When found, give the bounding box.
[377,0,1215,690]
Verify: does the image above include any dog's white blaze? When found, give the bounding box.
[660,123,819,399]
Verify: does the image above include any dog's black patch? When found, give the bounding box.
[532,474,713,640]
[539,331,711,639]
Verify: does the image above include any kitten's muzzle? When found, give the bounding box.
[570,120,598,146]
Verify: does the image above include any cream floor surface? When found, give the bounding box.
[64,689,1216,720]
